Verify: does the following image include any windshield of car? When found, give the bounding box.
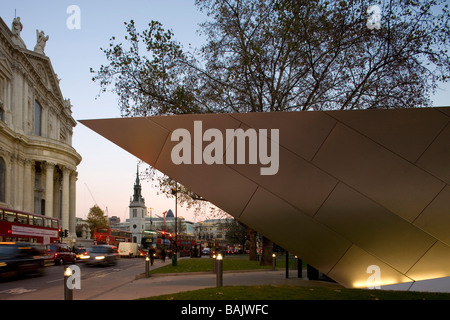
[0,246,16,259]
[89,246,111,253]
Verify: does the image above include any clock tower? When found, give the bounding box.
[129,166,146,243]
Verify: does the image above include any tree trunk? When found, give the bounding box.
[247,227,257,261]
[259,236,273,266]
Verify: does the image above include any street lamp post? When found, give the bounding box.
[171,186,178,266]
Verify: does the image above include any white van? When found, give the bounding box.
[118,242,139,257]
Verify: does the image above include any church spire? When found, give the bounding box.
[133,164,143,203]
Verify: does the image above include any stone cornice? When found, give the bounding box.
[0,120,82,169]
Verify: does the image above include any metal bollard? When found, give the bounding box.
[145,256,150,278]
[212,254,216,273]
[216,253,223,287]
[64,266,73,300]
[272,253,276,271]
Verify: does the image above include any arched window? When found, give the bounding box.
[34,100,42,136]
[0,158,5,203]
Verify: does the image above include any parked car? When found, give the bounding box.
[85,245,119,266]
[47,243,77,265]
[0,243,45,279]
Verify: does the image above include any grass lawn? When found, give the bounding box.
[141,285,450,300]
[142,255,450,300]
[150,254,276,274]
[150,254,300,274]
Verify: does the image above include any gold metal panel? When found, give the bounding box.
[239,187,352,274]
[312,123,446,221]
[414,186,450,246]
[315,183,436,273]
[328,245,413,288]
[230,111,337,161]
[406,241,450,281]
[326,108,448,162]
[81,107,450,288]
[436,107,450,117]
[416,123,450,184]
[154,135,259,216]
[151,113,242,136]
[228,145,338,216]
[79,117,169,166]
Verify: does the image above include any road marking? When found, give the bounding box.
[0,287,37,295]
[46,278,63,284]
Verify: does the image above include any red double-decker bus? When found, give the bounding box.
[141,231,196,258]
[94,228,132,246]
[176,234,196,257]
[0,207,60,244]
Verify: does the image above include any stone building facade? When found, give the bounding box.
[0,17,81,240]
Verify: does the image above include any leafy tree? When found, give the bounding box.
[86,205,108,237]
[92,0,450,115]
[224,220,248,248]
[91,0,450,263]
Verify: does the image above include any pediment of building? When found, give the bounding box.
[0,54,13,79]
[23,52,63,100]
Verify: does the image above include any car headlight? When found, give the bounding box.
[95,256,105,260]
[0,262,6,267]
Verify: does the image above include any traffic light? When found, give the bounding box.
[161,231,166,239]
[64,229,68,238]
[59,229,64,238]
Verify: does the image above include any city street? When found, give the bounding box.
[0,257,151,300]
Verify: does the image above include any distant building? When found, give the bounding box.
[108,215,121,227]
[0,17,81,241]
[194,218,234,246]
[145,210,195,236]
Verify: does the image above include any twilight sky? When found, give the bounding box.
[1,0,449,223]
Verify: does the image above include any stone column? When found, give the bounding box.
[44,162,55,218]
[13,155,19,209]
[23,160,33,213]
[69,171,77,236]
[61,167,70,233]
[17,158,24,211]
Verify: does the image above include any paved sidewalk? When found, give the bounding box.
[90,263,343,300]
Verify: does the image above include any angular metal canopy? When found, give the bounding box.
[80,107,450,288]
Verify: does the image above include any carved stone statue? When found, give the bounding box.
[34,30,49,55]
[64,98,72,110]
[11,17,22,36]
[10,17,26,49]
